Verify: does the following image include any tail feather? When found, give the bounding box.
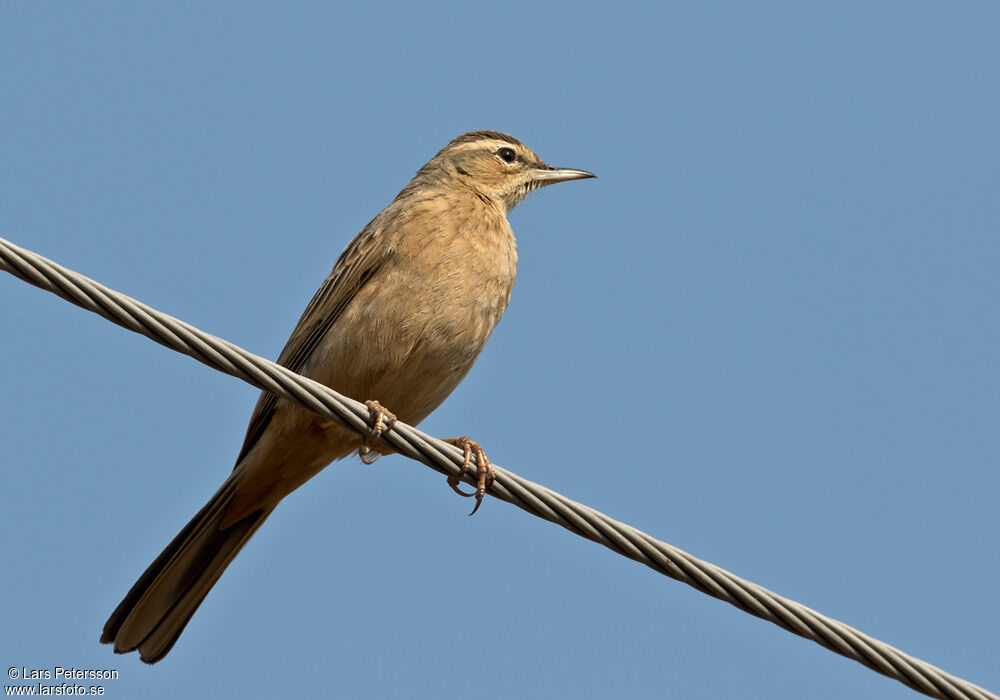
[101,476,271,663]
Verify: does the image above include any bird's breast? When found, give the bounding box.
[307,207,518,425]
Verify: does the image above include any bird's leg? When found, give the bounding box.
[359,400,397,465]
[443,436,494,516]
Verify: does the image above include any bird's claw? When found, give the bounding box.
[444,436,494,515]
[359,400,396,465]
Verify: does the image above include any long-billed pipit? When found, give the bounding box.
[101,130,595,663]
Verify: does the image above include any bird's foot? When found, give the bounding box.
[359,400,397,465]
[443,437,494,516]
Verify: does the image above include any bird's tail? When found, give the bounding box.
[101,474,271,663]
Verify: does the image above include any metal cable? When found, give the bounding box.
[0,235,995,700]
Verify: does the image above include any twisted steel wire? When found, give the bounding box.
[0,235,995,700]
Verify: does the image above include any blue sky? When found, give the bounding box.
[2,2,998,698]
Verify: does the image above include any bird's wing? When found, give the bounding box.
[234,220,391,465]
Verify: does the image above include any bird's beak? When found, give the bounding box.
[530,167,597,184]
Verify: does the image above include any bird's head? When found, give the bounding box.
[410,130,596,215]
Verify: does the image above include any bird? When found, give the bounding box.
[100,130,595,663]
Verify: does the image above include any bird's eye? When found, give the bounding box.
[497,147,516,163]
